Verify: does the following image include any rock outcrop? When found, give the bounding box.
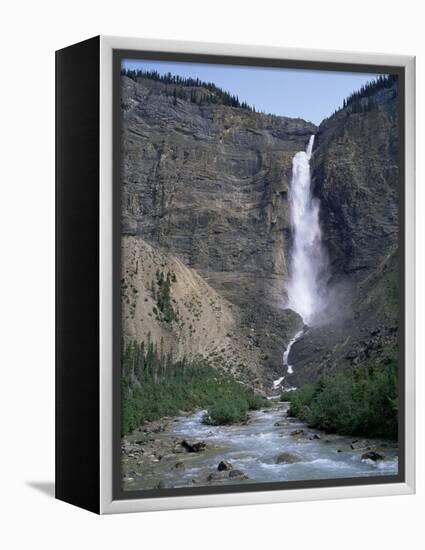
[313,84,398,278]
[121,75,316,309]
[287,82,399,385]
[121,235,300,389]
[120,75,311,384]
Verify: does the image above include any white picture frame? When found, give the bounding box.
[55,35,415,514]
[99,36,415,514]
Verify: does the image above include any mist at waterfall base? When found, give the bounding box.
[287,135,329,327]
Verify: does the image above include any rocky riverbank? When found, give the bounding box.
[121,402,398,491]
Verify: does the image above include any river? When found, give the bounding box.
[122,402,398,491]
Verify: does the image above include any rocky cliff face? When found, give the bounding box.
[312,85,399,278]
[120,76,312,386]
[121,236,299,390]
[120,74,400,390]
[121,76,316,309]
[287,83,399,385]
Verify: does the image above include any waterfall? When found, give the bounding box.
[274,135,327,390]
[282,329,304,374]
[287,135,326,325]
[275,326,306,386]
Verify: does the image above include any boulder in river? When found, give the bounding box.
[217,460,233,471]
[290,429,305,438]
[275,452,302,464]
[228,469,249,479]
[274,420,289,427]
[153,424,166,433]
[350,440,370,451]
[361,451,385,462]
[207,471,229,482]
[159,453,176,461]
[182,440,206,453]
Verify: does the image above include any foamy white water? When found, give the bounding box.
[272,376,285,389]
[123,406,399,490]
[287,135,327,324]
[283,328,304,375]
[273,328,304,389]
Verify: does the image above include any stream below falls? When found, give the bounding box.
[122,403,398,491]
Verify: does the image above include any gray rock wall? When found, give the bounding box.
[121,76,316,310]
[288,83,400,385]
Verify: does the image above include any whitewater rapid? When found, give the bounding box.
[122,405,399,491]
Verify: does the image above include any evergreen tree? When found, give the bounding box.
[120,67,256,112]
[341,74,397,114]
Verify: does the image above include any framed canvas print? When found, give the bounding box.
[55,36,415,514]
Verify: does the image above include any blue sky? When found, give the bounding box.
[122,59,382,125]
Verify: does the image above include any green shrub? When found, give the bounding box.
[121,340,269,434]
[279,390,297,402]
[150,270,178,323]
[203,398,248,425]
[246,392,271,410]
[287,350,398,439]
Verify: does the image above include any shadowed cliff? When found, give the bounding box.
[288,80,399,385]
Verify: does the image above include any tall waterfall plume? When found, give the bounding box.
[287,135,327,324]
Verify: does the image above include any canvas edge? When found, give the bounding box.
[403,55,415,495]
[99,35,416,514]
